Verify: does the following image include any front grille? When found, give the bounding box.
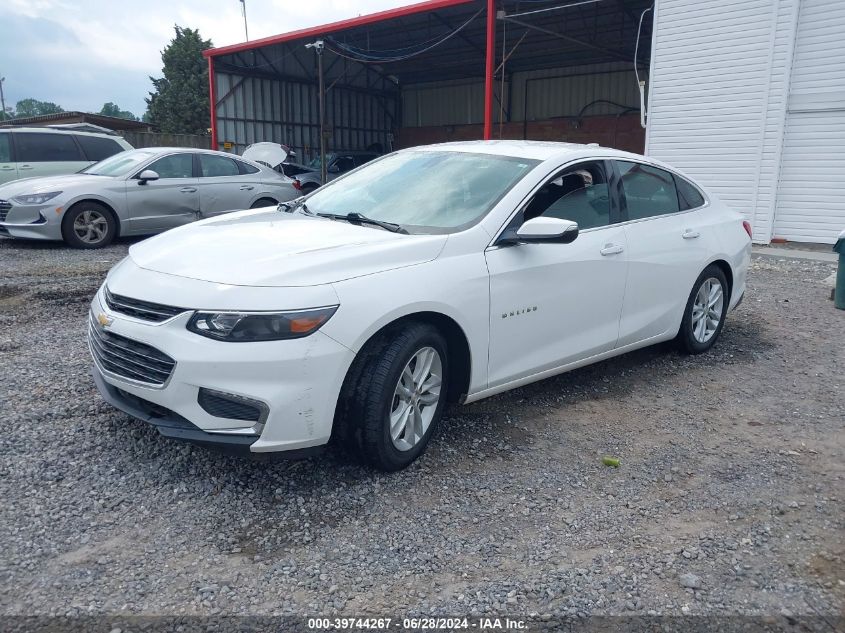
[0,200,10,223]
[89,317,176,386]
[198,388,265,422]
[104,286,186,323]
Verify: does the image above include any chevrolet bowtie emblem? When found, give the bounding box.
[97,312,112,328]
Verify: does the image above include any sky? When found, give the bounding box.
[0,0,408,118]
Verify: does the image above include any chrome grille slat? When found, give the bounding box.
[104,286,186,323]
[88,329,172,379]
[88,318,175,386]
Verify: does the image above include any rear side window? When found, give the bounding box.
[236,160,260,175]
[76,135,124,161]
[674,175,706,210]
[617,161,679,220]
[14,132,83,162]
[0,133,11,163]
[199,154,239,177]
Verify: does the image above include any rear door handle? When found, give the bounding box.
[180,187,197,193]
[600,243,624,256]
[19,164,33,170]
[239,185,254,190]
[682,229,700,239]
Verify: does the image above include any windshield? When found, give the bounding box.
[303,150,538,233]
[307,153,336,170]
[82,150,157,176]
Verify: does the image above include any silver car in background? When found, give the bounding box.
[0,148,299,248]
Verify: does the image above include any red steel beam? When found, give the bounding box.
[208,56,218,150]
[483,0,495,139]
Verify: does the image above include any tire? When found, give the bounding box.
[61,202,116,249]
[338,322,449,471]
[250,198,277,209]
[677,264,730,354]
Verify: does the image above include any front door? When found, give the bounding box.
[125,152,199,234]
[485,160,628,388]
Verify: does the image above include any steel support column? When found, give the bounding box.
[483,0,495,140]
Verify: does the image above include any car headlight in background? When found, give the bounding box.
[11,191,63,205]
[187,306,338,342]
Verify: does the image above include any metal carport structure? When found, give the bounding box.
[202,0,653,163]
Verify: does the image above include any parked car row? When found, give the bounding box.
[0,146,300,248]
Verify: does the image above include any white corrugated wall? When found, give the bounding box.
[645,0,784,243]
[773,0,845,243]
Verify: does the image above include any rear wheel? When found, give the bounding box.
[677,265,729,354]
[338,323,448,471]
[62,202,116,249]
[250,197,277,209]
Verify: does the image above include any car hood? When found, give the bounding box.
[128,209,448,287]
[0,173,114,197]
[242,143,292,169]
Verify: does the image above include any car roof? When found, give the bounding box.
[0,126,121,139]
[411,140,644,162]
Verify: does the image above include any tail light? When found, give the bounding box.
[293,179,301,191]
[742,220,752,239]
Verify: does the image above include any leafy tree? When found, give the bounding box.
[14,98,64,117]
[98,102,138,121]
[145,26,212,134]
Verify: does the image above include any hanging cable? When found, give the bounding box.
[634,4,653,128]
[323,8,484,64]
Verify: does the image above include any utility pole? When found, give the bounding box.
[306,40,327,184]
[239,0,249,41]
[0,77,6,120]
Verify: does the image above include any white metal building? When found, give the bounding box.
[646,0,845,244]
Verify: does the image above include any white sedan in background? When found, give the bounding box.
[89,141,751,470]
[0,148,299,248]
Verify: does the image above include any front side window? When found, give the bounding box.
[0,133,11,163]
[522,161,611,231]
[200,154,239,177]
[14,132,82,162]
[675,175,706,210]
[76,135,123,162]
[304,150,539,234]
[617,161,680,220]
[147,153,193,179]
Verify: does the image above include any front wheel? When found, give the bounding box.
[677,265,729,354]
[61,202,116,249]
[340,323,449,471]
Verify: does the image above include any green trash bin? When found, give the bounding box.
[835,229,845,310]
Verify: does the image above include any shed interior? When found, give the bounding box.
[205,0,654,161]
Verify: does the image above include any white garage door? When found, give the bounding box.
[774,0,845,243]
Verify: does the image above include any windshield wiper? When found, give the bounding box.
[318,212,407,234]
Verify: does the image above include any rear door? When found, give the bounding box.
[124,152,199,234]
[0,132,17,184]
[197,153,255,216]
[614,160,711,346]
[12,131,89,178]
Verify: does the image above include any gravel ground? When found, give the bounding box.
[0,237,842,627]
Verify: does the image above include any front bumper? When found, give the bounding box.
[0,200,62,240]
[88,286,356,454]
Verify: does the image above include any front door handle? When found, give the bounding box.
[0,165,14,170]
[180,187,197,193]
[239,185,254,190]
[600,243,624,256]
[682,229,700,239]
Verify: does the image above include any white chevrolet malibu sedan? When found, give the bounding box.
[89,141,751,470]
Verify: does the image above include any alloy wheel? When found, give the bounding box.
[73,209,109,245]
[389,346,443,451]
[691,277,724,343]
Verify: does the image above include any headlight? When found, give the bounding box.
[187,306,338,342]
[11,191,62,205]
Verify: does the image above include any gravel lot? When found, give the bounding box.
[0,236,842,626]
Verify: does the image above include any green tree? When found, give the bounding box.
[14,98,64,117]
[99,102,138,121]
[145,26,212,134]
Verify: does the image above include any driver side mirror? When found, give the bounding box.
[501,217,579,245]
[137,169,160,184]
